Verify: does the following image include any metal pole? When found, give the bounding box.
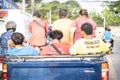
[103,16,106,29]
[49,9,51,25]
[31,0,34,15]
[9,0,12,9]
[22,0,25,12]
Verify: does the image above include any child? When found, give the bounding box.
[69,23,109,55]
[40,30,70,55]
[8,32,39,56]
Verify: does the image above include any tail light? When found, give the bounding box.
[0,57,4,71]
[0,57,4,79]
[0,57,4,63]
[2,63,8,80]
[101,62,109,80]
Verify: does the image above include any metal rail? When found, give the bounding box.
[5,53,106,60]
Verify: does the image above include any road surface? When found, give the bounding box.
[106,35,120,80]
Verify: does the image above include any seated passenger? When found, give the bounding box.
[0,21,16,56]
[8,32,39,56]
[40,30,70,55]
[69,23,109,55]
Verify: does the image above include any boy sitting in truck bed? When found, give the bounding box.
[40,30,70,55]
[8,32,39,56]
[69,22,109,55]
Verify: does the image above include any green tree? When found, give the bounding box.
[89,11,103,27]
[107,0,120,13]
[102,0,120,26]
[34,0,81,24]
[34,1,62,23]
[65,0,81,19]
[13,0,21,2]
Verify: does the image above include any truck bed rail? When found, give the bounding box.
[5,53,106,58]
[4,54,106,62]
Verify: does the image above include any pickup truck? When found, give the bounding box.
[1,54,109,80]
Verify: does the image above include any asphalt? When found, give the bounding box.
[106,36,120,80]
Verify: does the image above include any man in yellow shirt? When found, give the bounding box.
[52,9,73,45]
[69,23,109,55]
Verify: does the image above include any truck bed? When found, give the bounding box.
[5,54,108,80]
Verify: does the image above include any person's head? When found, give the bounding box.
[11,32,24,45]
[49,30,63,41]
[79,9,88,17]
[33,11,41,18]
[108,28,111,31]
[59,8,68,18]
[5,21,16,32]
[81,23,93,38]
[105,27,108,31]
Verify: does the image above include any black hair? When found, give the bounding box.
[79,9,88,17]
[105,27,108,31]
[108,28,111,31]
[81,23,93,35]
[59,8,68,18]
[11,32,24,45]
[49,30,63,40]
[33,11,41,18]
[105,27,111,31]
[7,28,16,32]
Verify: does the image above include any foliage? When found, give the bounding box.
[108,0,120,13]
[64,0,81,19]
[34,0,81,24]
[13,0,21,2]
[15,0,120,26]
[89,11,103,27]
[13,0,41,3]
[102,0,120,26]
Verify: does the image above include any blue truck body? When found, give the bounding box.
[3,54,109,80]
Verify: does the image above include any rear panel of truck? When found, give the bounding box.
[5,56,107,80]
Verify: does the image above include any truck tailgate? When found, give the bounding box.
[7,57,102,80]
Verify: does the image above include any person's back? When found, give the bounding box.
[103,28,111,42]
[40,43,70,55]
[8,46,39,56]
[0,21,16,56]
[70,38,109,55]
[40,30,70,55]
[29,11,48,47]
[70,23,109,55]
[8,32,39,56]
[52,9,73,45]
[72,9,97,43]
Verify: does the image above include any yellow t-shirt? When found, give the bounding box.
[69,38,109,55]
[52,19,73,45]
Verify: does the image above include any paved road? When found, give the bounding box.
[106,36,120,80]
